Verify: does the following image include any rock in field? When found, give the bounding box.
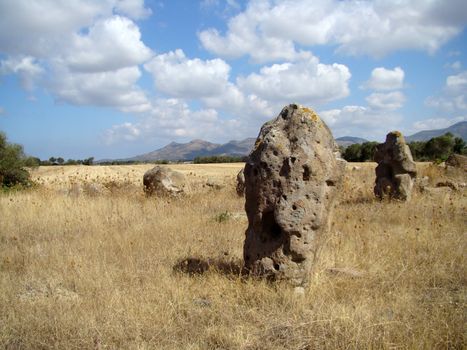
[445,154,467,170]
[236,168,245,196]
[243,104,346,287]
[374,131,417,201]
[143,166,185,196]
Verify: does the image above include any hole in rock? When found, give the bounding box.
[292,204,297,210]
[291,157,297,163]
[262,211,282,238]
[326,180,335,186]
[302,165,310,181]
[279,158,291,177]
[273,263,280,271]
[273,150,278,156]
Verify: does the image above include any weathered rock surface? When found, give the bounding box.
[143,166,185,196]
[243,104,346,287]
[374,131,417,201]
[445,154,467,170]
[236,168,245,196]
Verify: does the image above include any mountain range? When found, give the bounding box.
[405,121,466,142]
[126,138,256,162]
[117,121,466,162]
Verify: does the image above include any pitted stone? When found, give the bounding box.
[374,131,417,201]
[143,166,185,196]
[243,104,346,287]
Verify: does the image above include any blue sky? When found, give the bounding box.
[0,0,466,160]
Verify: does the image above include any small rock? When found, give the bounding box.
[436,180,459,191]
[143,166,185,196]
[206,179,224,190]
[236,168,245,196]
[293,286,305,296]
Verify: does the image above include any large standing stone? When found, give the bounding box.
[143,166,185,196]
[374,131,417,201]
[243,104,346,287]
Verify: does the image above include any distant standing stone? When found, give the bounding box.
[236,168,245,196]
[243,104,346,287]
[143,166,185,196]
[374,131,417,201]
[445,154,467,170]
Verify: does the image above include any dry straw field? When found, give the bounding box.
[0,162,465,349]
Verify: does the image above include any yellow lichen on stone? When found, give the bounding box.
[254,139,262,150]
[301,107,320,123]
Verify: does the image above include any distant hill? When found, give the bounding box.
[109,121,466,162]
[126,138,255,162]
[406,121,467,142]
[335,136,369,147]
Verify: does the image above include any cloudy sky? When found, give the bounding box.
[0,0,466,160]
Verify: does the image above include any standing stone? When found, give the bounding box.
[243,104,346,287]
[143,166,185,196]
[445,154,467,170]
[236,168,245,196]
[374,131,417,201]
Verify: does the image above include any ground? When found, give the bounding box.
[0,162,465,349]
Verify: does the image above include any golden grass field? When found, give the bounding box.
[0,162,465,349]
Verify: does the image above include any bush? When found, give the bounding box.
[0,132,33,188]
[193,155,246,164]
[342,142,378,162]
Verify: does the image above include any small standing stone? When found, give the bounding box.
[243,104,346,287]
[374,131,417,201]
[143,166,185,196]
[236,168,245,196]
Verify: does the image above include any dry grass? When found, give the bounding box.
[0,163,465,349]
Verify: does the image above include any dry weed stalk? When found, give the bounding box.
[0,163,465,349]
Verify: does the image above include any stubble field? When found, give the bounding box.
[0,162,465,349]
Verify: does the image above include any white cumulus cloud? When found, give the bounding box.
[64,16,152,73]
[412,116,466,131]
[426,70,467,113]
[366,91,406,111]
[320,105,403,140]
[50,66,151,113]
[364,67,405,91]
[199,0,466,61]
[144,50,232,99]
[0,56,44,90]
[237,53,351,106]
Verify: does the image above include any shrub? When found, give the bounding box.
[0,132,33,188]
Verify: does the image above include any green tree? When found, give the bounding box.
[0,132,32,187]
[408,141,427,161]
[423,132,455,161]
[82,157,94,165]
[57,157,65,164]
[342,143,362,162]
[360,142,378,162]
[49,156,57,163]
[453,137,466,154]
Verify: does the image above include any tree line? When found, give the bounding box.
[1,129,465,189]
[342,133,465,162]
[38,157,95,166]
[193,155,246,164]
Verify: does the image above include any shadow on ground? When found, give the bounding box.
[173,257,246,278]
